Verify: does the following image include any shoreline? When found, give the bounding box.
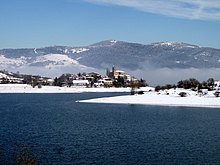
[78,89,220,108]
[2,84,220,109]
[0,84,133,93]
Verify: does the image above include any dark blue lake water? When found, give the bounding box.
[0,93,220,164]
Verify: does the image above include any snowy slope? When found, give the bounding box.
[0,71,23,83]
[32,54,79,67]
[0,55,27,67]
[0,72,9,78]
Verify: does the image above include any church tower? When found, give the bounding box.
[112,65,116,78]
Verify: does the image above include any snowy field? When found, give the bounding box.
[79,88,220,108]
[0,84,132,93]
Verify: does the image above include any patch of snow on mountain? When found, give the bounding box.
[153,42,198,49]
[110,40,117,44]
[34,48,38,54]
[200,52,210,57]
[71,48,89,54]
[161,42,172,46]
[186,45,196,48]
[0,55,27,67]
[20,56,29,60]
[152,42,176,47]
[64,49,68,54]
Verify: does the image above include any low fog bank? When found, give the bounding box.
[128,67,220,86]
[16,66,220,87]
[9,65,101,78]
[4,64,220,87]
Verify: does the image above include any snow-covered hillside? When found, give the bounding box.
[0,55,27,67]
[0,72,9,78]
[32,54,79,68]
[0,71,23,83]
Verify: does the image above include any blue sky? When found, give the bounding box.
[0,0,220,49]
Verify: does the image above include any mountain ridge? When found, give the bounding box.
[0,40,220,77]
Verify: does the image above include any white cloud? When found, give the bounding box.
[84,0,220,21]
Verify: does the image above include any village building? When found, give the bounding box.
[103,78,113,87]
[125,75,132,82]
[44,78,54,86]
[72,79,89,87]
[107,65,134,84]
[94,77,113,88]
[94,80,104,88]
[107,66,125,79]
[85,76,94,82]
[9,77,24,83]
[88,72,100,78]
[214,80,220,90]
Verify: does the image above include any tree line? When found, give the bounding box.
[155,78,215,92]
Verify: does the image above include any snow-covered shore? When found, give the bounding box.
[0,84,132,93]
[78,88,220,108]
[2,84,220,108]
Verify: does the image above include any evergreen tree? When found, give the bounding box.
[207,78,214,90]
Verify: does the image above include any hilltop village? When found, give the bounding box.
[0,66,147,88]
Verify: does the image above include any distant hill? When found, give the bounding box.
[0,40,220,77]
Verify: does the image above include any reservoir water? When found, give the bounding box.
[0,93,220,164]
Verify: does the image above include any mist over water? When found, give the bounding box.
[129,67,220,86]
[101,62,220,86]
[9,65,100,78]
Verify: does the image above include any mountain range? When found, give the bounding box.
[0,40,220,79]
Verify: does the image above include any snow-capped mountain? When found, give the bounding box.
[0,40,220,77]
[74,40,220,69]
